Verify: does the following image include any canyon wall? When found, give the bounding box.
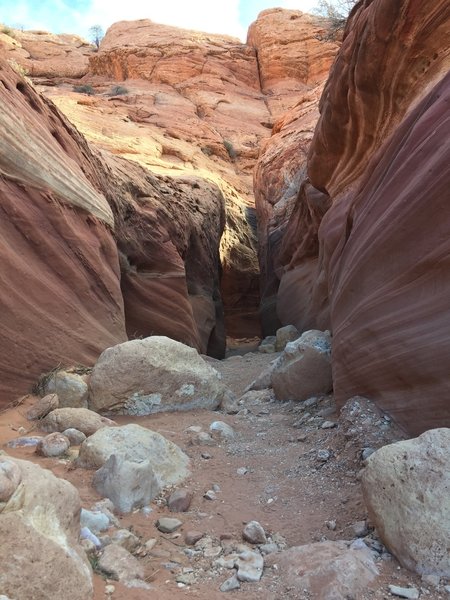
[255,0,450,434]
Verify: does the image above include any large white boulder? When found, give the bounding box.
[361,428,450,577]
[0,456,93,600]
[77,423,190,487]
[89,336,228,415]
[271,330,332,401]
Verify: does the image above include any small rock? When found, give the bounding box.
[236,550,264,582]
[80,526,102,549]
[260,543,279,555]
[421,573,440,586]
[35,432,70,457]
[168,489,192,513]
[258,336,276,354]
[321,420,336,429]
[326,520,337,531]
[220,575,241,592]
[352,520,369,538]
[243,521,267,545]
[26,393,59,420]
[98,544,144,582]
[361,447,376,461]
[105,584,115,595]
[237,467,248,475]
[317,449,332,462]
[186,426,202,434]
[80,508,110,533]
[176,572,196,585]
[144,538,157,551]
[212,483,221,493]
[275,325,299,352]
[6,436,43,448]
[111,529,140,552]
[201,452,212,460]
[210,421,235,441]
[185,530,204,545]
[62,428,86,445]
[204,490,217,501]
[193,431,216,446]
[388,585,420,599]
[156,517,183,533]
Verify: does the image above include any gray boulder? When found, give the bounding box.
[89,336,228,415]
[93,454,160,514]
[275,324,299,351]
[271,330,332,401]
[77,424,190,488]
[42,370,89,408]
[362,428,450,577]
[40,407,115,436]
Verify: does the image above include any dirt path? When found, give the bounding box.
[0,350,444,599]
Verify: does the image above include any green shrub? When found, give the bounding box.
[108,85,129,96]
[73,84,95,95]
[223,139,237,160]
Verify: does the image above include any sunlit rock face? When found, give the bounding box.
[256,0,450,434]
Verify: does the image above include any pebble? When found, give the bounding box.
[259,543,278,555]
[237,467,248,475]
[105,584,115,595]
[201,452,212,459]
[210,421,235,441]
[361,447,376,461]
[111,529,140,552]
[212,483,221,493]
[317,449,332,462]
[144,538,157,551]
[352,520,369,537]
[156,517,183,533]
[204,490,217,501]
[176,573,196,585]
[243,521,267,545]
[325,520,337,531]
[168,489,192,513]
[220,575,241,592]
[388,585,420,599]
[185,530,204,546]
[321,420,336,429]
[194,432,216,446]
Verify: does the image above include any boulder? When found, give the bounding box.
[93,454,160,514]
[35,432,70,457]
[265,540,378,599]
[42,370,89,408]
[77,424,190,487]
[40,407,116,436]
[271,330,332,401]
[275,324,299,351]
[89,336,228,415]
[0,457,93,600]
[62,428,87,445]
[0,459,22,503]
[26,393,59,420]
[98,544,144,583]
[361,428,450,577]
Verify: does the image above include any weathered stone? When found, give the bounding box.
[265,540,378,599]
[362,428,450,577]
[220,575,240,592]
[89,336,228,415]
[185,531,204,546]
[6,436,43,448]
[388,585,419,599]
[26,393,59,420]
[0,457,93,600]
[0,459,22,503]
[236,550,264,582]
[43,370,89,408]
[77,424,190,487]
[258,336,276,354]
[168,489,192,513]
[191,431,217,446]
[80,508,110,534]
[98,544,144,582]
[209,421,235,441]
[41,407,115,436]
[271,330,332,402]
[62,428,87,445]
[35,432,70,457]
[156,517,182,533]
[275,324,299,351]
[93,454,160,514]
[111,529,140,553]
[243,521,267,545]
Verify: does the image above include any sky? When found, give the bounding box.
[0,0,318,42]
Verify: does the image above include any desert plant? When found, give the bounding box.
[73,84,95,95]
[7,59,28,78]
[223,139,237,160]
[314,0,357,40]
[108,85,128,96]
[89,24,104,49]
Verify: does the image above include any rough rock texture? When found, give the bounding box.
[98,544,144,583]
[255,0,450,433]
[40,407,116,436]
[26,393,59,420]
[42,369,89,408]
[89,336,227,415]
[265,540,378,599]
[271,330,332,402]
[361,428,450,577]
[1,29,93,78]
[77,423,190,487]
[93,453,160,513]
[0,456,93,600]
[35,432,70,457]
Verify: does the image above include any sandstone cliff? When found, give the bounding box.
[255,0,450,434]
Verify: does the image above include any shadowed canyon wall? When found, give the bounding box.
[255,0,450,434]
